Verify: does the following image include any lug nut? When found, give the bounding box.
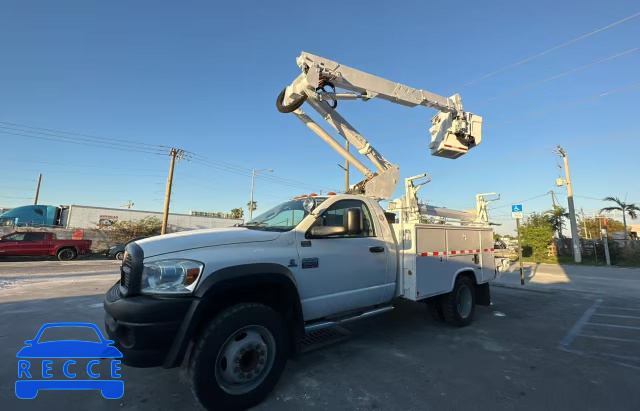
[259,359,265,365]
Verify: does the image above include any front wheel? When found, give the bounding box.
[115,251,124,261]
[189,303,290,410]
[441,275,476,327]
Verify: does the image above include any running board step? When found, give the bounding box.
[300,326,352,353]
[304,306,394,333]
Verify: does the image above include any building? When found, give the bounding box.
[61,205,242,230]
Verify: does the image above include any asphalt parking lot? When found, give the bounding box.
[1,259,639,410]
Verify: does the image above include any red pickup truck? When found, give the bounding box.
[0,232,92,260]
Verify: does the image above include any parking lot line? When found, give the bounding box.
[593,313,640,319]
[587,322,640,330]
[576,334,640,344]
[558,298,602,349]
[599,306,640,311]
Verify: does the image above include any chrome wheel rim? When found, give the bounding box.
[215,325,275,395]
[116,252,124,260]
[457,285,472,319]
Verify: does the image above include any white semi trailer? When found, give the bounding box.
[103,52,506,410]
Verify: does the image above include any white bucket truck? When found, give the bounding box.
[104,52,506,410]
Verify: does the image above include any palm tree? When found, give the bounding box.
[231,208,243,219]
[600,197,639,241]
[246,201,257,212]
[544,206,569,238]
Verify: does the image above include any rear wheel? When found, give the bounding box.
[115,251,124,260]
[57,247,77,261]
[189,303,289,410]
[441,275,476,327]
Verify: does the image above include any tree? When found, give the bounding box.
[231,208,244,219]
[600,197,639,241]
[247,201,257,212]
[100,216,162,245]
[518,212,554,260]
[579,217,626,239]
[544,206,568,238]
[493,233,501,241]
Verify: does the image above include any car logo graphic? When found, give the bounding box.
[15,322,124,399]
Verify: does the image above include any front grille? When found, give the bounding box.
[119,243,143,296]
[120,251,131,287]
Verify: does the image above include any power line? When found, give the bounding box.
[0,120,169,150]
[184,157,337,193]
[491,192,550,209]
[460,11,640,88]
[477,48,639,104]
[0,129,168,156]
[485,81,640,129]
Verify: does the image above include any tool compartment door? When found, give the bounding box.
[446,228,482,282]
[480,230,496,281]
[415,227,450,297]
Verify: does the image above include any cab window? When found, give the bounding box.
[311,200,375,237]
[25,233,47,241]
[3,233,26,241]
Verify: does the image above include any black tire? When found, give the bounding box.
[441,275,476,327]
[57,247,77,261]
[115,251,124,261]
[189,303,290,410]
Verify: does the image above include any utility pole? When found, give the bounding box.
[516,218,524,285]
[161,148,184,235]
[33,173,42,205]
[581,208,589,239]
[249,168,273,220]
[549,190,557,208]
[345,141,350,192]
[556,146,581,263]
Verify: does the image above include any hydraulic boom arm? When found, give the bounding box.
[277,52,482,199]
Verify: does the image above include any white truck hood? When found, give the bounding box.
[135,227,281,258]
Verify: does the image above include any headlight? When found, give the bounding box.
[141,259,204,295]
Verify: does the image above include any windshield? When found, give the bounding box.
[244,198,326,231]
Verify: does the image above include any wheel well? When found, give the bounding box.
[455,269,477,285]
[57,246,77,253]
[192,282,303,355]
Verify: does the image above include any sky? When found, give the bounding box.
[0,0,638,235]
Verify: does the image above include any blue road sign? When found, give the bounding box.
[512,204,523,213]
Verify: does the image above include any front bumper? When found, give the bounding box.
[103,283,195,368]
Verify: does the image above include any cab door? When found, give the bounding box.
[0,233,27,256]
[295,199,388,321]
[23,232,50,256]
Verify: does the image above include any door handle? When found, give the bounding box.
[369,246,385,253]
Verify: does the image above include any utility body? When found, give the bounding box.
[103,52,501,410]
[0,232,91,260]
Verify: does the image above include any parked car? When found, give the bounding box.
[107,237,148,260]
[0,232,92,260]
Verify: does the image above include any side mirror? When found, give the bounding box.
[308,207,363,237]
[309,225,347,237]
[344,208,363,235]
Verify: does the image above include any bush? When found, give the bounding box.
[519,213,554,261]
[99,216,162,245]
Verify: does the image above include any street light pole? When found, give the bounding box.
[249,168,273,220]
[556,146,581,263]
